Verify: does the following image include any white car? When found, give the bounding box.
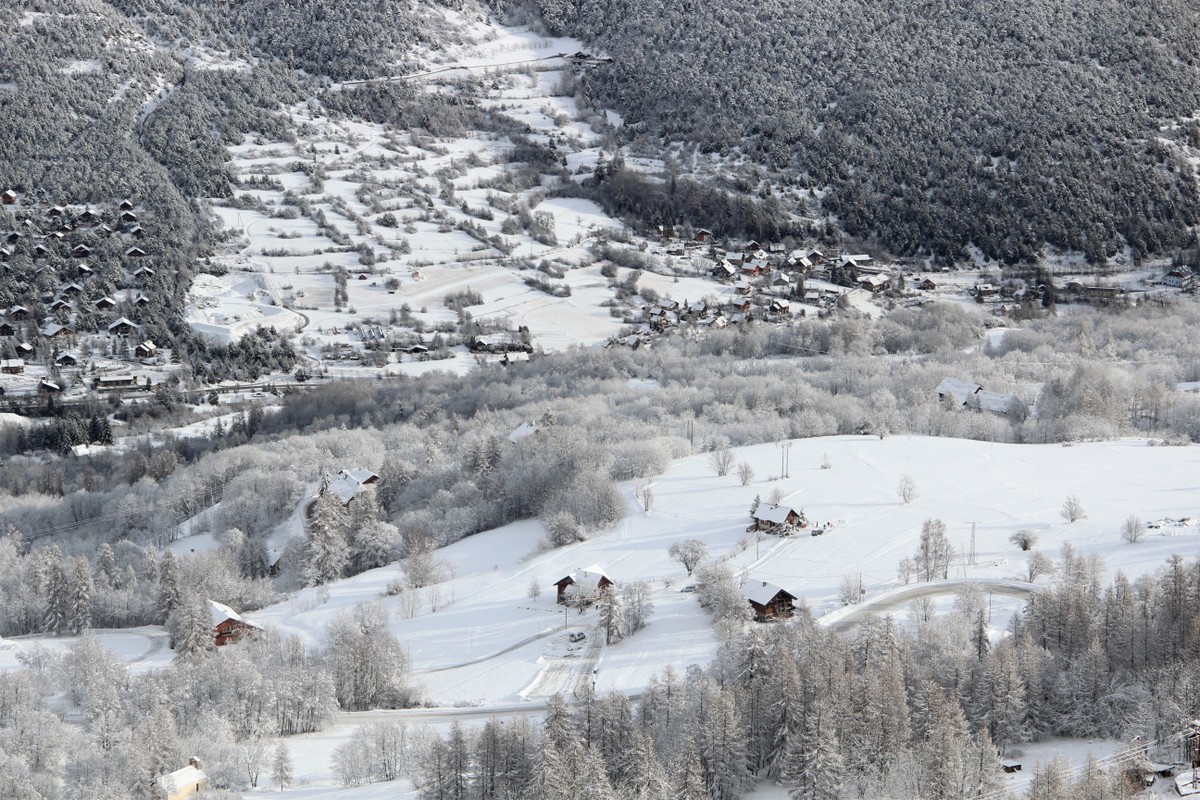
[567,631,586,643]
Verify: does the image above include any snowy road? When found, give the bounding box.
[819,578,1044,633]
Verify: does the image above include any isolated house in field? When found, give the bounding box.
[745,581,796,621]
[209,600,260,646]
[555,565,614,605]
[152,758,207,800]
[752,505,806,532]
[917,278,937,291]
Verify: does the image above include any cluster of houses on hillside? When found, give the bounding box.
[0,192,166,398]
[935,377,1021,417]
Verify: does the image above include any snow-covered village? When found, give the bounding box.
[5,1,1200,800]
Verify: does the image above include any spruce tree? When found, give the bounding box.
[95,542,120,589]
[304,491,350,586]
[69,555,93,634]
[271,741,294,791]
[157,550,183,622]
[43,557,70,634]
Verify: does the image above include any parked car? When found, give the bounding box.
[680,585,696,593]
[567,631,586,643]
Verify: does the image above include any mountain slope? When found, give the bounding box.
[522,0,1200,263]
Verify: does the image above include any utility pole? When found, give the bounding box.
[969,522,978,566]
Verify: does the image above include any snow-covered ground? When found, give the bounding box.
[0,626,173,675]
[241,435,1199,714]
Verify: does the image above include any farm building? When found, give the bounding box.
[152,758,206,800]
[745,581,796,620]
[95,374,138,390]
[210,600,260,646]
[752,505,807,532]
[555,565,614,605]
[324,467,380,506]
[0,359,24,374]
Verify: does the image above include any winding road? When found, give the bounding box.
[819,578,1044,633]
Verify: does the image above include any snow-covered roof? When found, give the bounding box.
[936,377,982,406]
[339,467,378,485]
[107,316,139,331]
[326,475,364,504]
[560,564,612,588]
[158,763,206,791]
[976,390,1015,414]
[0,359,23,369]
[508,421,539,443]
[209,600,258,629]
[1176,774,1200,796]
[754,505,801,525]
[744,581,792,606]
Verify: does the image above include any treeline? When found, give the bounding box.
[5,301,1200,562]
[413,548,1200,799]
[516,0,1200,263]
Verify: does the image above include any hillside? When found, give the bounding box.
[519,0,1200,263]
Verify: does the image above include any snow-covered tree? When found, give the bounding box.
[304,491,350,586]
[271,740,293,791]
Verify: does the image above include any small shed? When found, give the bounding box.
[1000,759,1021,773]
[210,600,260,646]
[554,565,614,605]
[745,581,796,620]
[152,758,207,800]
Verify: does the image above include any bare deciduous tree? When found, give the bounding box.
[1009,529,1037,551]
[897,474,918,504]
[1120,514,1144,543]
[736,461,755,486]
[1026,551,1055,582]
[708,445,735,477]
[1061,495,1086,522]
[669,538,709,575]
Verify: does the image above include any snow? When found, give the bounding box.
[0,627,173,674]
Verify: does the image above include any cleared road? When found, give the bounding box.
[819,578,1043,633]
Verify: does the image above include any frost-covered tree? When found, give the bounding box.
[304,491,350,586]
[1119,514,1143,544]
[68,555,93,634]
[271,741,293,791]
[157,550,183,622]
[43,556,69,634]
[668,538,707,575]
[1061,495,1086,523]
[708,445,734,477]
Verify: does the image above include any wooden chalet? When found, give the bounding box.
[135,340,157,359]
[0,322,14,337]
[209,600,260,646]
[119,198,135,211]
[324,467,380,506]
[152,758,206,800]
[72,244,91,258]
[752,505,806,532]
[15,342,33,357]
[745,581,796,621]
[38,379,62,394]
[0,359,24,374]
[936,377,982,407]
[917,278,937,291]
[554,564,614,605]
[0,190,16,205]
[8,305,29,321]
[41,323,71,338]
[124,246,146,258]
[107,317,139,336]
[95,374,138,390]
[56,353,78,367]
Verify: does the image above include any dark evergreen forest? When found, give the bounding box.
[516,0,1200,264]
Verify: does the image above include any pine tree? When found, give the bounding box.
[676,736,708,800]
[69,555,93,634]
[95,542,120,589]
[43,556,70,634]
[157,550,183,622]
[623,729,670,800]
[271,741,294,791]
[171,596,213,659]
[304,491,350,586]
[600,587,624,645]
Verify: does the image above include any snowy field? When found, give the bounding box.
[0,626,173,675]
[242,435,1200,709]
[197,433,1200,799]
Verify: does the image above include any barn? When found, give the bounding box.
[152,758,206,800]
[209,600,260,646]
[554,565,614,605]
[752,505,806,532]
[744,581,796,621]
